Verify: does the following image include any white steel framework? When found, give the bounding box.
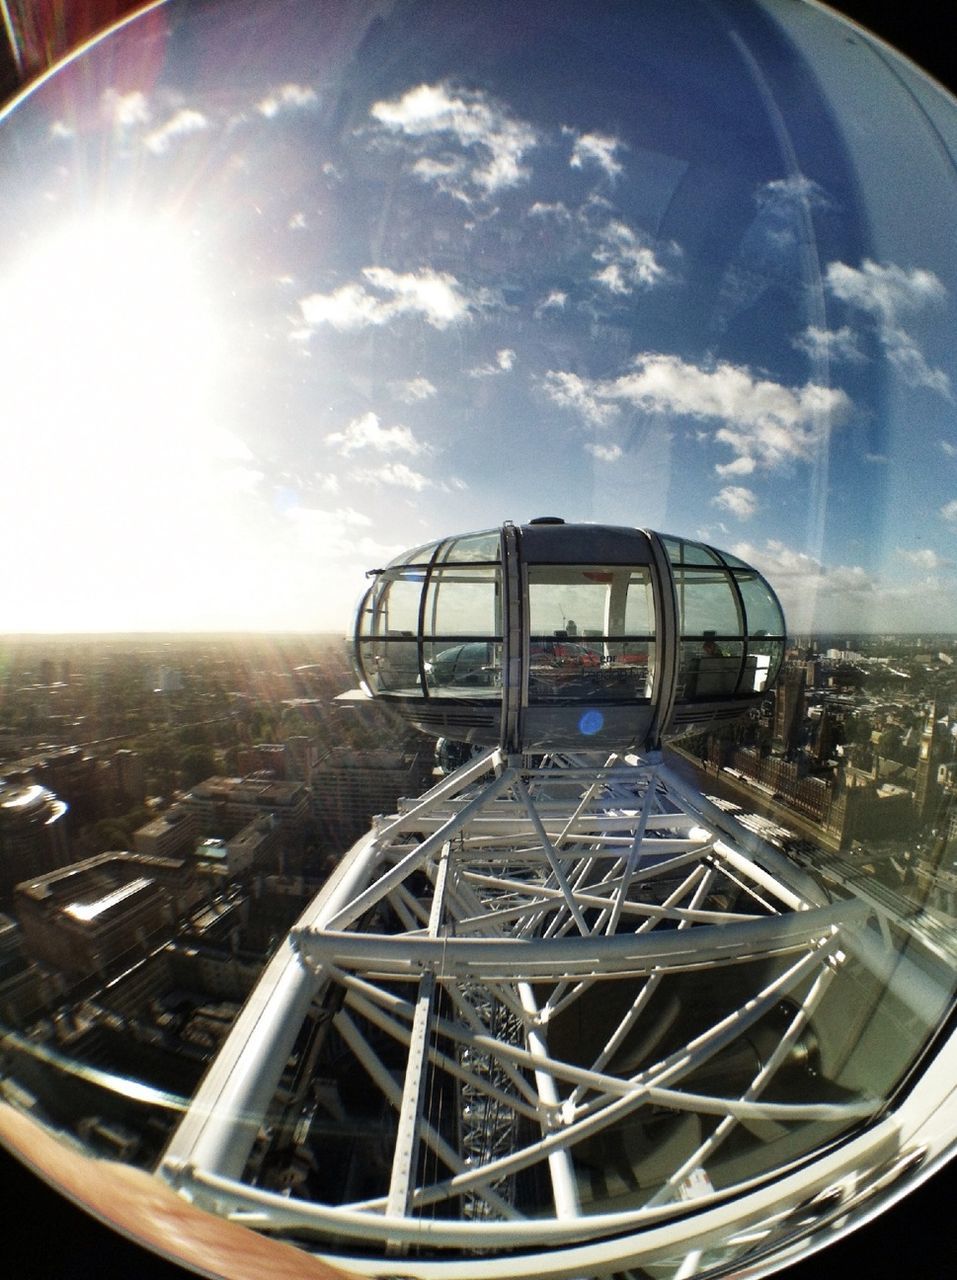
[159,749,955,1277]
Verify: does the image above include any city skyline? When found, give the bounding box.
[1,0,957,637]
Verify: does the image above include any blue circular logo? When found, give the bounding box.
[579,709,604,736]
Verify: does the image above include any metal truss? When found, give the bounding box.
[159,748,940,1275]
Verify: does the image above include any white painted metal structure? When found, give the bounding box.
[159,747,957,1277]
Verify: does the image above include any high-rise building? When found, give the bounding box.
[14,851,200,978]
[183,776,309,838]
[772,666,807,755]
[914,701,944,823]
[0,782,70,899]
[311,748,434,842]
[112,749,146,804]
[236,743,289,779]
[133,807,200,860]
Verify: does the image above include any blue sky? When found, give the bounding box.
[1,0,956,633]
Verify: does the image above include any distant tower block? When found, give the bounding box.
[353,519,786,752]
[914,700,943,822]
[773,665,807,755]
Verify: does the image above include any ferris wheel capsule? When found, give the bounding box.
[353,518,786,753]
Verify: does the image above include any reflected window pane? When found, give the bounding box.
[424,640,501,697]
[747,639,785,692]
[678,640,744,700]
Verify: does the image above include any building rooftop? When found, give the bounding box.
[187,776,306,805]
[63,877,153,924]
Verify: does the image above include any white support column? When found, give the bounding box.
[517,981,580,1220]
[385,843,451,1234]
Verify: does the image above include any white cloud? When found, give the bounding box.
[898,547,950,571]
[528,201,572,220]
[144,108,209,154]
[546,354,848,474]
[357,462,430,491]
[700,535,957,631]
[941,500,957,524]
[370,82,537,197]
[541,370,620,428]
[884,329,952,397]
[793,324,865,363]
[393,376,437,403]
[732,538,879,630]
[535,290,567,316]
[286,506,399,566]
[826,259,945,323]
[288,211,308,230]
[592,220,669,294]
[470,348,516,377]
[825,259,950,396]
[412,156,466,184]
[326,411,425,456]
[569,131,625,178]
[102,89,151,128]
[585,442,622,462]
[258,83,318,118]
[713,485,758,519]
[940,440,957,458]
[298,266,481,333]
[758,174,832,212]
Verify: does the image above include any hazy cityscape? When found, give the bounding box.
[0,629,954,1179]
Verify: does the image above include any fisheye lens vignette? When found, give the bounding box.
[0,2,951,1280]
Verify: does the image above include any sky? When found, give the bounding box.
[1,0,956,635]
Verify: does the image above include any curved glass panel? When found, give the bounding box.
[1,4,956,1280]
[360,570,422,637]
[735,571,786,636]
[423,566,501,636]
[660,537,723,567]
[386,542,440,569]
[424,639,502,697]
[434,531,502,563]
[673,566,744,637]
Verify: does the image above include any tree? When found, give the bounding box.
[180,745,217,788]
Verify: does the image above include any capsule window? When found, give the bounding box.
[433,531,502,564]
[660,535,723,567]
[734,571,785,637]
[744,638,785,693]
[423,567,502,637]
[672,566,743,638]
[423,640,502,697]
[526,566,656,702]
[361,569,423,638]
[357,638,421,694]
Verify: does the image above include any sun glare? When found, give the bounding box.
[0,212,262,630]
[1,212,221,443]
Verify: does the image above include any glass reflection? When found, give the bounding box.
[0,2,956,1279]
